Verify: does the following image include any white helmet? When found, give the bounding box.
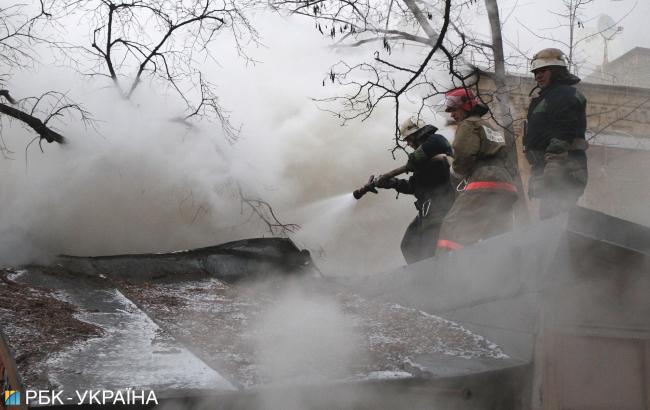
[530,48,567,72]
[399,116,426,140]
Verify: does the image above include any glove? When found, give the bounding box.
[375,177,398,189]
[546,138,571,154]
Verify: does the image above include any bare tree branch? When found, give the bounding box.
[237,183,300,237]
[588,97,650,141]
[0,5,89,150]
[0,90,94,146]
[59,0,257,134]
[0,101,66,144]
[275,0,467,154]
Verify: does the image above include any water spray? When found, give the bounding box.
[352,165,408,200]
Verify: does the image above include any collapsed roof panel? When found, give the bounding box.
[1,238,514,408]
[55,238,312,284]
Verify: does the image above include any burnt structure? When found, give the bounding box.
[1,207,649,409]
[351,206,650,409]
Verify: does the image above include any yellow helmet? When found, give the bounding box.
[399,116,426,140]
[530,48,567,72]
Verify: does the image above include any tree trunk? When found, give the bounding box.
[484,0,530,225]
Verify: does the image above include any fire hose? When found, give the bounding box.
[352,165,409,200]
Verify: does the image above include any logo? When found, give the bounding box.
[481,125,505,143]
[4,390,20,406]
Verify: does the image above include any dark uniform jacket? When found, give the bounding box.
[392,126,454,213]
[523,74,589,217]
[524,75,587,154]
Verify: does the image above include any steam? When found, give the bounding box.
[246,282,366,410]
[252,287,361,384]
[0,13,451,274]
[0,89,241,263]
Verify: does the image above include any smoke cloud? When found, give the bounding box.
[0,13,452,274]
[252,285,362,385]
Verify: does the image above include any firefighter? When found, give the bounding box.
[436,88,517,253]
[524,48,588,219]
[375,117,455,264]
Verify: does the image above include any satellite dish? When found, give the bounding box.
[597,14,619,39]
[596,14,623,67]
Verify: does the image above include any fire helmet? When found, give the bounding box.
[444,88,479,112]
[399,116,426,140]
[530,48,567,72]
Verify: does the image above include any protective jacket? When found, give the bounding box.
[436,115,517,252]
[524,75,586,152]
[451,116,515,189]
[397,126,454,206]
[524,75,588,219]
[382,127,454,264]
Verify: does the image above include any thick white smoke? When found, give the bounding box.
[252,286,362,384]
[0,13,451,274]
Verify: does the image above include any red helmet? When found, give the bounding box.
[444,88,479,112]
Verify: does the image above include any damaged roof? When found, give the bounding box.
[1,238,513,407]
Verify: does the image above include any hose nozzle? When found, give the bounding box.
[352,165,409,200]
[353,175,378,200]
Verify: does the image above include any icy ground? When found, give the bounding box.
[121,277,507,387]
[1,267,506,391]
[41,289,235,392]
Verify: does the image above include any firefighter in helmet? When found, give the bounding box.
[375,116,454,264]
[525,48,588,219]
[436,88,518,253]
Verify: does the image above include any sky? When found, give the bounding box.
[1,0,649,273]
[495,0,650,74]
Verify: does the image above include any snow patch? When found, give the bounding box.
[7,270,27,281]
[41,289,235,393]
[363,370,413,380]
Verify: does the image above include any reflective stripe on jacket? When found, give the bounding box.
[436,239,464,251]
[465,181,517,193]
